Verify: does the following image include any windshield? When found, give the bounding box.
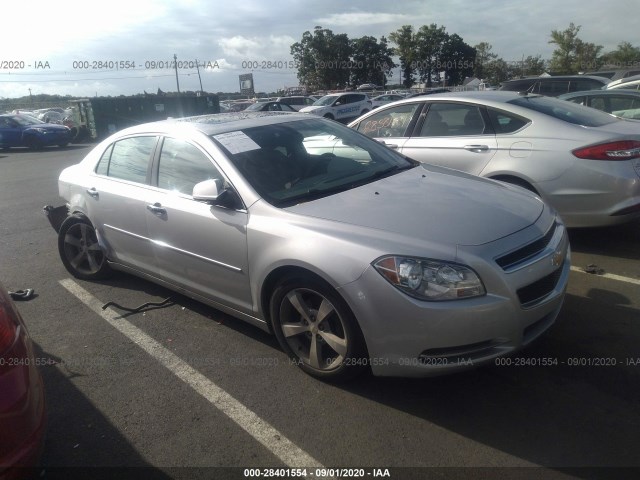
[244,103,264,111]
[508,95,619,127]
[13,115,44,126]
[210,118,415,207]
[312,95,337,107]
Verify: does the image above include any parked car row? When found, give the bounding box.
[0,114,73,150]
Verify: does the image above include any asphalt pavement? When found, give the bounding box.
[1,145,639,480]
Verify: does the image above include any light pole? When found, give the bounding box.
[174,54,181,94]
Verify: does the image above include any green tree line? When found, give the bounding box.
[290,23,640,90]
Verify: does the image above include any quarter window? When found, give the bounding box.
[157,137,222,195]
[486,108,530,133]
[96,136,156,183]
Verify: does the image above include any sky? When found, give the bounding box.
[0,0,636,99]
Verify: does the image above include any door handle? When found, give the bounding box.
[86,188,99,198]
[146,203,167,216]
[382,142,399,149]
[463,145,490,152]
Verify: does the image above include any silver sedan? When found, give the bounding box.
[50,112,569,379]
[349,91,640,228]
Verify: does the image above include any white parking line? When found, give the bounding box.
[570,266,640,286]
[59,278,325,470]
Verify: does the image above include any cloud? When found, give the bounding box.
[315,12,413,26]
[217,35,297,60]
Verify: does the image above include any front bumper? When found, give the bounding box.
[43,204,69,233]
[339,218,570,377]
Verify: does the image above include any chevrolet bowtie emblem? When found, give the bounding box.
[551,250,564,267]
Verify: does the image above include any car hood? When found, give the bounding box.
[285,165,544,247]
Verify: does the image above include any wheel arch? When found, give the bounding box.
[488,174,539,194]
[259,265,338,329]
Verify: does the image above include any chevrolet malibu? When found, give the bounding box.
[49,112,570,379]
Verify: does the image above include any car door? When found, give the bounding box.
[352,102,423,152]
[89,135,159,274]
[335,94,367,121]
[399,102,498,175]
[0,117,23,147]
[145,136,252,313]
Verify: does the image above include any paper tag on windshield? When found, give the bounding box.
[213,131,260,154]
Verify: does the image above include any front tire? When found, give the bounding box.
[24,136,43,150]
[58,216,111,280]
[270,275,367,380]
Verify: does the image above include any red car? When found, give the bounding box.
[0,282,46,479]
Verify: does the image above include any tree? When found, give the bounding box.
[414,24,448,87]
[440,33,475,86]
[350,36,397,88]
[505,55,547,79]
[600,42,640,69]
[389,25,417,88]
[291,27,352,91]
[473,42,498,80]
[548,23,602,74]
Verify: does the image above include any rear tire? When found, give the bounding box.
[58,216,112,280]
[270,275,367,381]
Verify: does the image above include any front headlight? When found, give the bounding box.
[373,256,486,301]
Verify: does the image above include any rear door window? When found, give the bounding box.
[419,102,488,136]
[95,136,157,183]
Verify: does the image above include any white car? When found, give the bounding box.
[371,94,406,109]
[300,93,372,122]
[605,74,640,91]
[275,96,317,111]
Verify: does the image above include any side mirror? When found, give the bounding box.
[192,179,242,210]
[192,178,222,202]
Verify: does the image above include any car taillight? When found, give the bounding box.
[572,140,640,160]
[0,302,19,354]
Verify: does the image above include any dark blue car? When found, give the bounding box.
[0,114,72,150]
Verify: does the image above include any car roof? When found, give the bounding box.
[502,75,611,82]
[114,112,314,137]
[607,74,640,87]
[381,90,539,105]
[558,90,640,99]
